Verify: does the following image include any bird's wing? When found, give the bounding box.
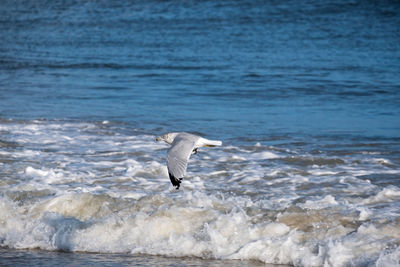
[167,134,198,179]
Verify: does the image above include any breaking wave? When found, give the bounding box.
[1,119,399,266]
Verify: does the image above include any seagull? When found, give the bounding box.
[156,132,222,189]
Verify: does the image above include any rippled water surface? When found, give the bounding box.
[1,0,400,266]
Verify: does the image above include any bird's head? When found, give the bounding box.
[155,133,178,144]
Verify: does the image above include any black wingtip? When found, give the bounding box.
[169,172,182,190]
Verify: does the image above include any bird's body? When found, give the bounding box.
[156,132,222,189]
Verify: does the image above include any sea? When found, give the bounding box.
[1,0,400,266]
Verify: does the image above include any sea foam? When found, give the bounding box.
[0,120,399,266]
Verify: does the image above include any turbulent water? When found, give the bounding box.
[1,0,400,266]
[0,119,399,266]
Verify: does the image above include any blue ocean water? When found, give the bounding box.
[1,1,400,266]
[1,0,399,139]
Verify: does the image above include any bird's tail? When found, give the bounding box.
[203,139,222,147]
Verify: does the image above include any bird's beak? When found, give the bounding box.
[156,137,162,142]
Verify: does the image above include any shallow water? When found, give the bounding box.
[0,248,272,267]
[1,0,400,266]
